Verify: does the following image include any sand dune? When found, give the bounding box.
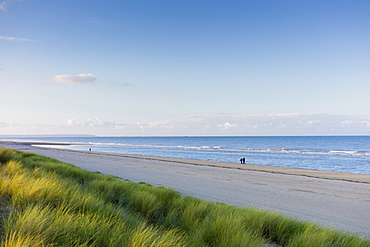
[1,141,369,237]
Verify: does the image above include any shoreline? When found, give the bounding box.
[66,149,370,184]
[1,140,370,184]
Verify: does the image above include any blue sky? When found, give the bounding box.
[1,0,370,136]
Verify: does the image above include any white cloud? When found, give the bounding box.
[76,114,370,136]
[0,35,35,42]
[217,122,240,130]
[1,114,370,136]
[363,121,370,130]
[120,114,370,136]
[307,120,321,125]
[52,74,96,85]
[341,120,353,126]
[0,1,9,10]
[0,0,26,11]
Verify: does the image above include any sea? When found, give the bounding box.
[3,136,370,175]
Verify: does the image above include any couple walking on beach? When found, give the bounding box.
[240,157,246,164]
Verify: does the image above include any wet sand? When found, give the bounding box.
[1,141,370,237]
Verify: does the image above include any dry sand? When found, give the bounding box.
[1,141,369,237]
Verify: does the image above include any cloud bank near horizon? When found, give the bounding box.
[52,74,96,84]
[1,114,370,136]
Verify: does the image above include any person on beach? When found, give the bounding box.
[240,158,246,164]
[242,157,245,164]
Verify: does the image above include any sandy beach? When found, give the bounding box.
[1,141,369,237]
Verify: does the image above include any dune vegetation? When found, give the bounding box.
[0,147,369,247]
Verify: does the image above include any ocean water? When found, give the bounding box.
[4,136,370,175]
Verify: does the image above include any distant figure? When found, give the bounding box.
[89,148,91,151]
[242,157,246,164]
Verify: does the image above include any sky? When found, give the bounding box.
[1,0,370,136]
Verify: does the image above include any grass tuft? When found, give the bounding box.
[0,149,17,165]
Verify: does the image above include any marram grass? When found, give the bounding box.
[0,147,369,247]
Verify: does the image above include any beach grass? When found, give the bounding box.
[0,147,369,246]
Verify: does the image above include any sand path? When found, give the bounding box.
[1,142,369,237]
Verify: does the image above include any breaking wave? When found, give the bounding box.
[33,141,370,157]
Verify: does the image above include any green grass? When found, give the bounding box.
[0,147,369,247]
